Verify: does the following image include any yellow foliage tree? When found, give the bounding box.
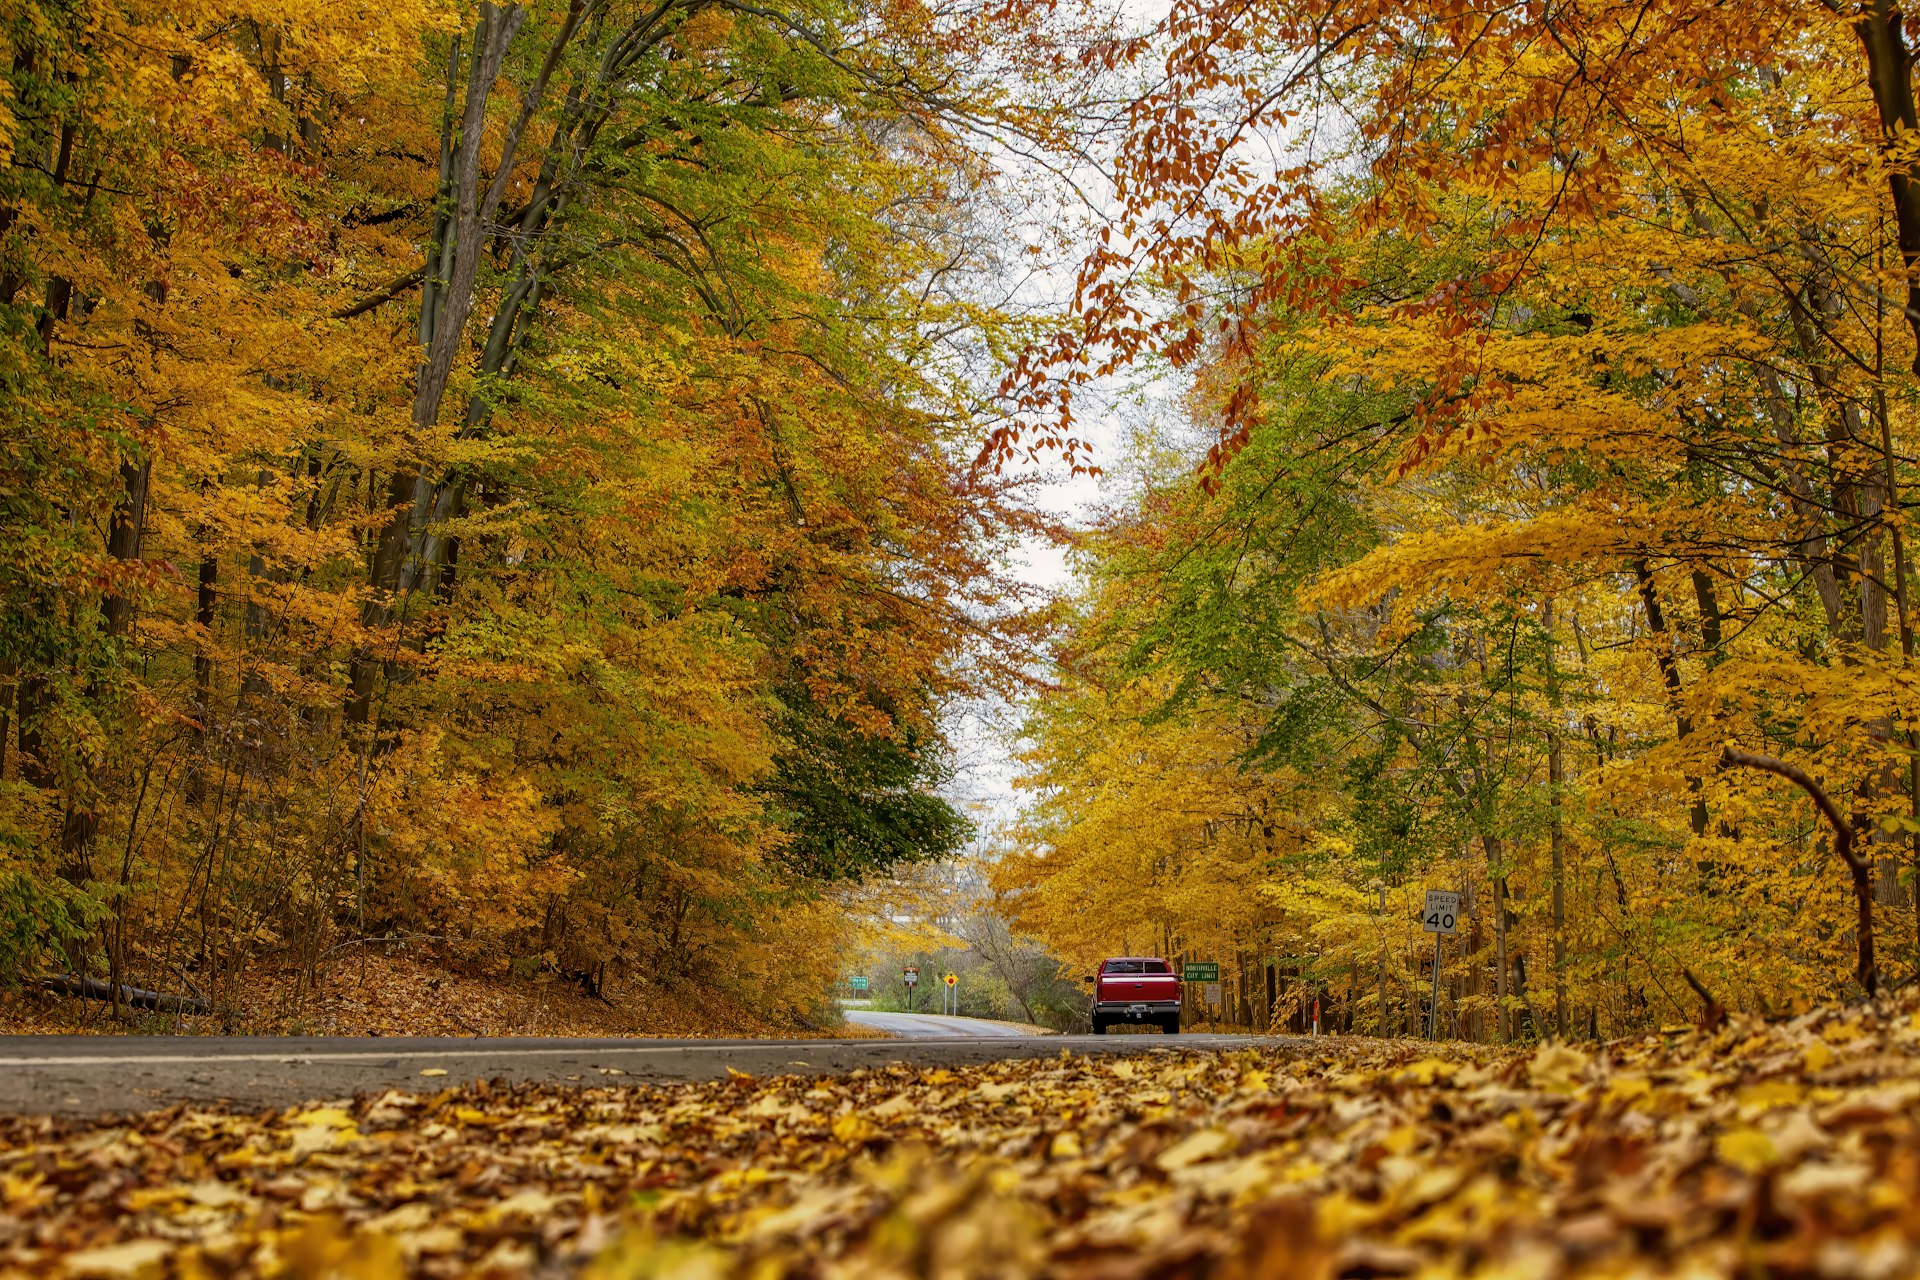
[997,0,1920,1038]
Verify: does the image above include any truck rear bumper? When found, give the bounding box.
[1093,1002,1181,1023]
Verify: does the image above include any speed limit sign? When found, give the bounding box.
[1422,890,1461,936]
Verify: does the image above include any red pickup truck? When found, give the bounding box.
[1090,957,1181,1034]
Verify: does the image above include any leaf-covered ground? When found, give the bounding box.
[0,953,852,1040]
[9,996,1920,1278]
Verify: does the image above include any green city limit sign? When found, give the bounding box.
[1182,962,1219,982]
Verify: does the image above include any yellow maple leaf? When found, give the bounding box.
[1715,1127,1779,1174]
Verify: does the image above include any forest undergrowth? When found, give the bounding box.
[0,951,859,1040]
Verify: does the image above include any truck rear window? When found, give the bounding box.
[1104,960,1171,974]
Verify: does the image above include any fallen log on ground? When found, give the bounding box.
[39,975,212,1015]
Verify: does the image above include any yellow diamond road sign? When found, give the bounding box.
[944,972,957,986]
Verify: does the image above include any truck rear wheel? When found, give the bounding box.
[1160,1016,1180,1035]
[1091,1016,1108,1035]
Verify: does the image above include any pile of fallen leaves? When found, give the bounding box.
[10,995,1920,1278]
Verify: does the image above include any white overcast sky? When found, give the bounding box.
[931,0,1200,849]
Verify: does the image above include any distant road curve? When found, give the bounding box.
[0,1029,1281,1116]
[840,1011,1045,1038]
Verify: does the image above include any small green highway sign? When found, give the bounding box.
[849,976,869,991]
[1182,961,1219,982]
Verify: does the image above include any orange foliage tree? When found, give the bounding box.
[0,0,1050,1025]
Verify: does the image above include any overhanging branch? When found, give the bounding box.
[1721,746,1877,995]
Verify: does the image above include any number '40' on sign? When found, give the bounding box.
[1422,891,1461,936]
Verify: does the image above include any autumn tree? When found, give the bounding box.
[996,0,1920,1036]
[0,0,1050,1025]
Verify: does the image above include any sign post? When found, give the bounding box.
[1183,962,1220,1030]
[902,966,918,1011]
[1422,890,1460,1039]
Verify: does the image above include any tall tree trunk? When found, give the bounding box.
[349,6,527,725]
[1635,559,1711,842]
[1876,382,1920,961]
[1377,886,1389,1036]
[0,659,11,781]
[1690,568,1725,655]
[345,0,680,724]
[102,458,151,638]
[34,118,76,351]
[1544,601,1567,1039]
[57,450,155,866]
[1854,9,1920,957]
[15,675,51,791]
[1486,838,1508,1042]
[1855,0,1920,375]
[189,538,218,804]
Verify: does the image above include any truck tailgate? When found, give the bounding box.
[1098,973,1180,1003]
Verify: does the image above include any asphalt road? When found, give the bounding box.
[0,1029,1275,1116]
[840,1010,1042,1038]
